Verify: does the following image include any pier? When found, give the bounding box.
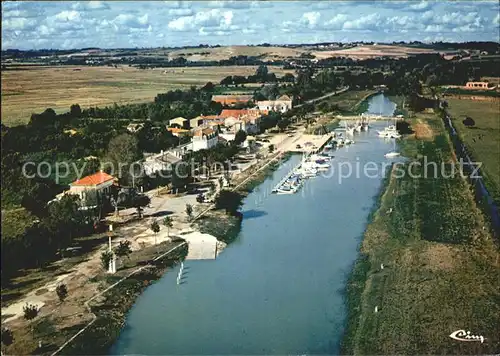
[271,160,305,193]
[286,134,332,153]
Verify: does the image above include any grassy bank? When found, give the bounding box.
[387,95,408,116]
[317,90,378,115]
[342,112,500,354]
[446,98,500,206]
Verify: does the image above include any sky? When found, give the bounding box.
[2,1,499,50]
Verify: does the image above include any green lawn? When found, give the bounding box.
[318,89,378,114]
[343,112,500,354]
[446,98,500,205]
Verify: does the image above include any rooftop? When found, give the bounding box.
[71,171,115,186]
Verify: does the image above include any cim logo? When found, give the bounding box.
[449,330,486,343]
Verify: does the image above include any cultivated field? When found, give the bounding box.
[446,98,500,205]
[166,44,440,61]
[1,65,293,126]
[343,112,500,354]
[311,44,438,60]
[167,45,305,61]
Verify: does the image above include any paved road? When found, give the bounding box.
[294,86,350,109]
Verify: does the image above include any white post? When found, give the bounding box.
[374,306,378,313]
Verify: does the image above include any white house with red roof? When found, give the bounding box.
[69,171,116,201]
[191,126,219,152]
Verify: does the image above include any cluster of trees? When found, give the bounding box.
[1,195,97,282]
[220,65,295,86]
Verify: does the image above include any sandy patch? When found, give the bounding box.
[414,119,434,140]
[423,243,456,271]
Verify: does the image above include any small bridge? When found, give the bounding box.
[336,114,404,121]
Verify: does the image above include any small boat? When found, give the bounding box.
[297,167,318,178]
[324,143,334,149]
[345,138,354,145]
[385,151,400,158]
[276,187,295,194]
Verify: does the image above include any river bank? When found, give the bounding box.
[342,111,500,354]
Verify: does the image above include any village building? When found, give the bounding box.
[168,117,189,128]
[167,127,191,137]
[256,94,293,113]
[224,115,260,135]
[219,108,268,119]
[212,95,253,106]
[143,150,182,176]
[126,123,144,133]
[464,82,493,90]
[190,115,224,129]
[191,126,219,152]
[68,171,116,201]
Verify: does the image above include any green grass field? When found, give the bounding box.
[1,65,293,126]
[446,98,500,205]
[319,89,378,114]
[343,112,500,354]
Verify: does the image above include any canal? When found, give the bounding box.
[111,94,398,355]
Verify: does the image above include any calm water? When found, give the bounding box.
[111,94,397,355]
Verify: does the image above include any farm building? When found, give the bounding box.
[191,126,219,152]
[212,95,253,106]
[256,95,293,113]
[68,171,116,201]
[464,82,495,90]
[169,117,189,128]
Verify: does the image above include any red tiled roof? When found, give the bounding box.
[71,171,115,186]
[220,109,267,118]
[200,115,223,120]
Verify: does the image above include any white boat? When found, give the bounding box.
[297,167,318,178]
[385,151,400,158]
[384,134,400,158]
[345,138,354,145]
[309,153,331,161]
[276,187,296,194]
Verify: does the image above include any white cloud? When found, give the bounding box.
[168,9,234,31]
[425,24,443,32]
[113,13,149,28]
[55,10,82,22]
[168,8,193,16]
[168,16,192,31]
[72,1,110,11]
[3,17,38,30]
[163,1,190,8]
[409,1,431,11]
[343,13,382,31]
[207,1,252,9]
[300,12,321,29]
[324,14,348,29]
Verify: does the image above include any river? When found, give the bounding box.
[111,94,397,355]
